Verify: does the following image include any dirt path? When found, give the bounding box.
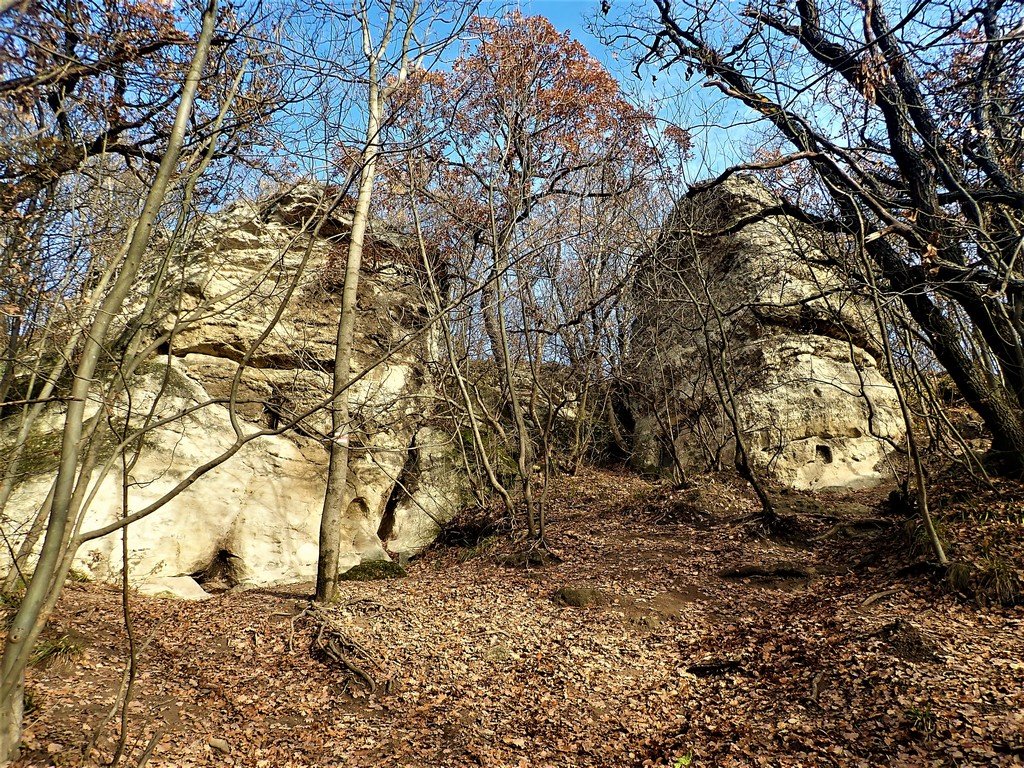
[15,469,1024,767]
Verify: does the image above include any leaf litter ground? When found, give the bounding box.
[13,468,1024,767]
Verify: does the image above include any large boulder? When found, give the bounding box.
[627,175,903,490]
[1,185,473,587]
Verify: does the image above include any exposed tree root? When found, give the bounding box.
[294,603,392,694]
[497,539,563,569]
[719,562,814,580]
[860,589,899,608]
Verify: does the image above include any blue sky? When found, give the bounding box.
[491,0,627,81]
[274,0,752,184]
[483,0,754,182]
[513,0,606,55]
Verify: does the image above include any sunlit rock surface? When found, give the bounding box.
[2,185,472,587]
[628,175,904,490]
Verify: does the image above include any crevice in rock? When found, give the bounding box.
[751,305,882,361]
[169,341,329,372]
[264,385,284,430]
[377,432,419,542]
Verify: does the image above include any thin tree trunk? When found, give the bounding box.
[0,2,219,757]
[408,183,516,514]
[859,231,949,564]
[869,239,1024,473]
[316,0,420,601]
[315,89,382,603]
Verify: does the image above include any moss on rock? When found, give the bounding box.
[338,559,407,581]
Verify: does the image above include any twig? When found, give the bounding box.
[135,726,167,768]
[287,603,313,652]
[810,671,824,703]
[297,603,391,694]
[861,588,899,607]
[341,597,394,613]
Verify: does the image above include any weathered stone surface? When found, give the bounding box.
[383,426,476,559]
[1,184,471,588]
[137,576,212,601]
[628,175,903,490]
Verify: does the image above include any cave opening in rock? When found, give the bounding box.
[190,548,242,591]
[264,386,285,430]
[815,445,834,464]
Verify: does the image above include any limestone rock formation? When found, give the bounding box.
[627,175,904,490]
[1,185,472,588]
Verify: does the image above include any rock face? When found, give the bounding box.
[1,185,472,587]
[627,175,903,490]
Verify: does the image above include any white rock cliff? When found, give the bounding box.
[1,186,471,589]
[628,175,904,490]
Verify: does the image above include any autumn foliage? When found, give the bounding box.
[414,13,661,236]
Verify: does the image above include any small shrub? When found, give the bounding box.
[30,633,84,668]
[902,517,949,561]
[947,558,1022,607]
[552,586,607,608]
[905,703,937,741]
[974,557,1023,606]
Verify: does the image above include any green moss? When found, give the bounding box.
[5,429,63,481]
[136,359,196,401]
[4,419,146,491]
[338,559,407,581]
[553,585,607,607]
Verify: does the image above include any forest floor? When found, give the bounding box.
[12,467,1024,768]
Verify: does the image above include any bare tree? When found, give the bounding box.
[401,12,666,543]
[314,0,479,603]
[0,1,221,756]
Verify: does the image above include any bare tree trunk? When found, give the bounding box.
[680,232,776,520]
[407,182,516,514]
[0,1,219,757]
[857,227,949,564]
[315,85,381,604]
[316,0,419,602]
[494,278,539,538]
